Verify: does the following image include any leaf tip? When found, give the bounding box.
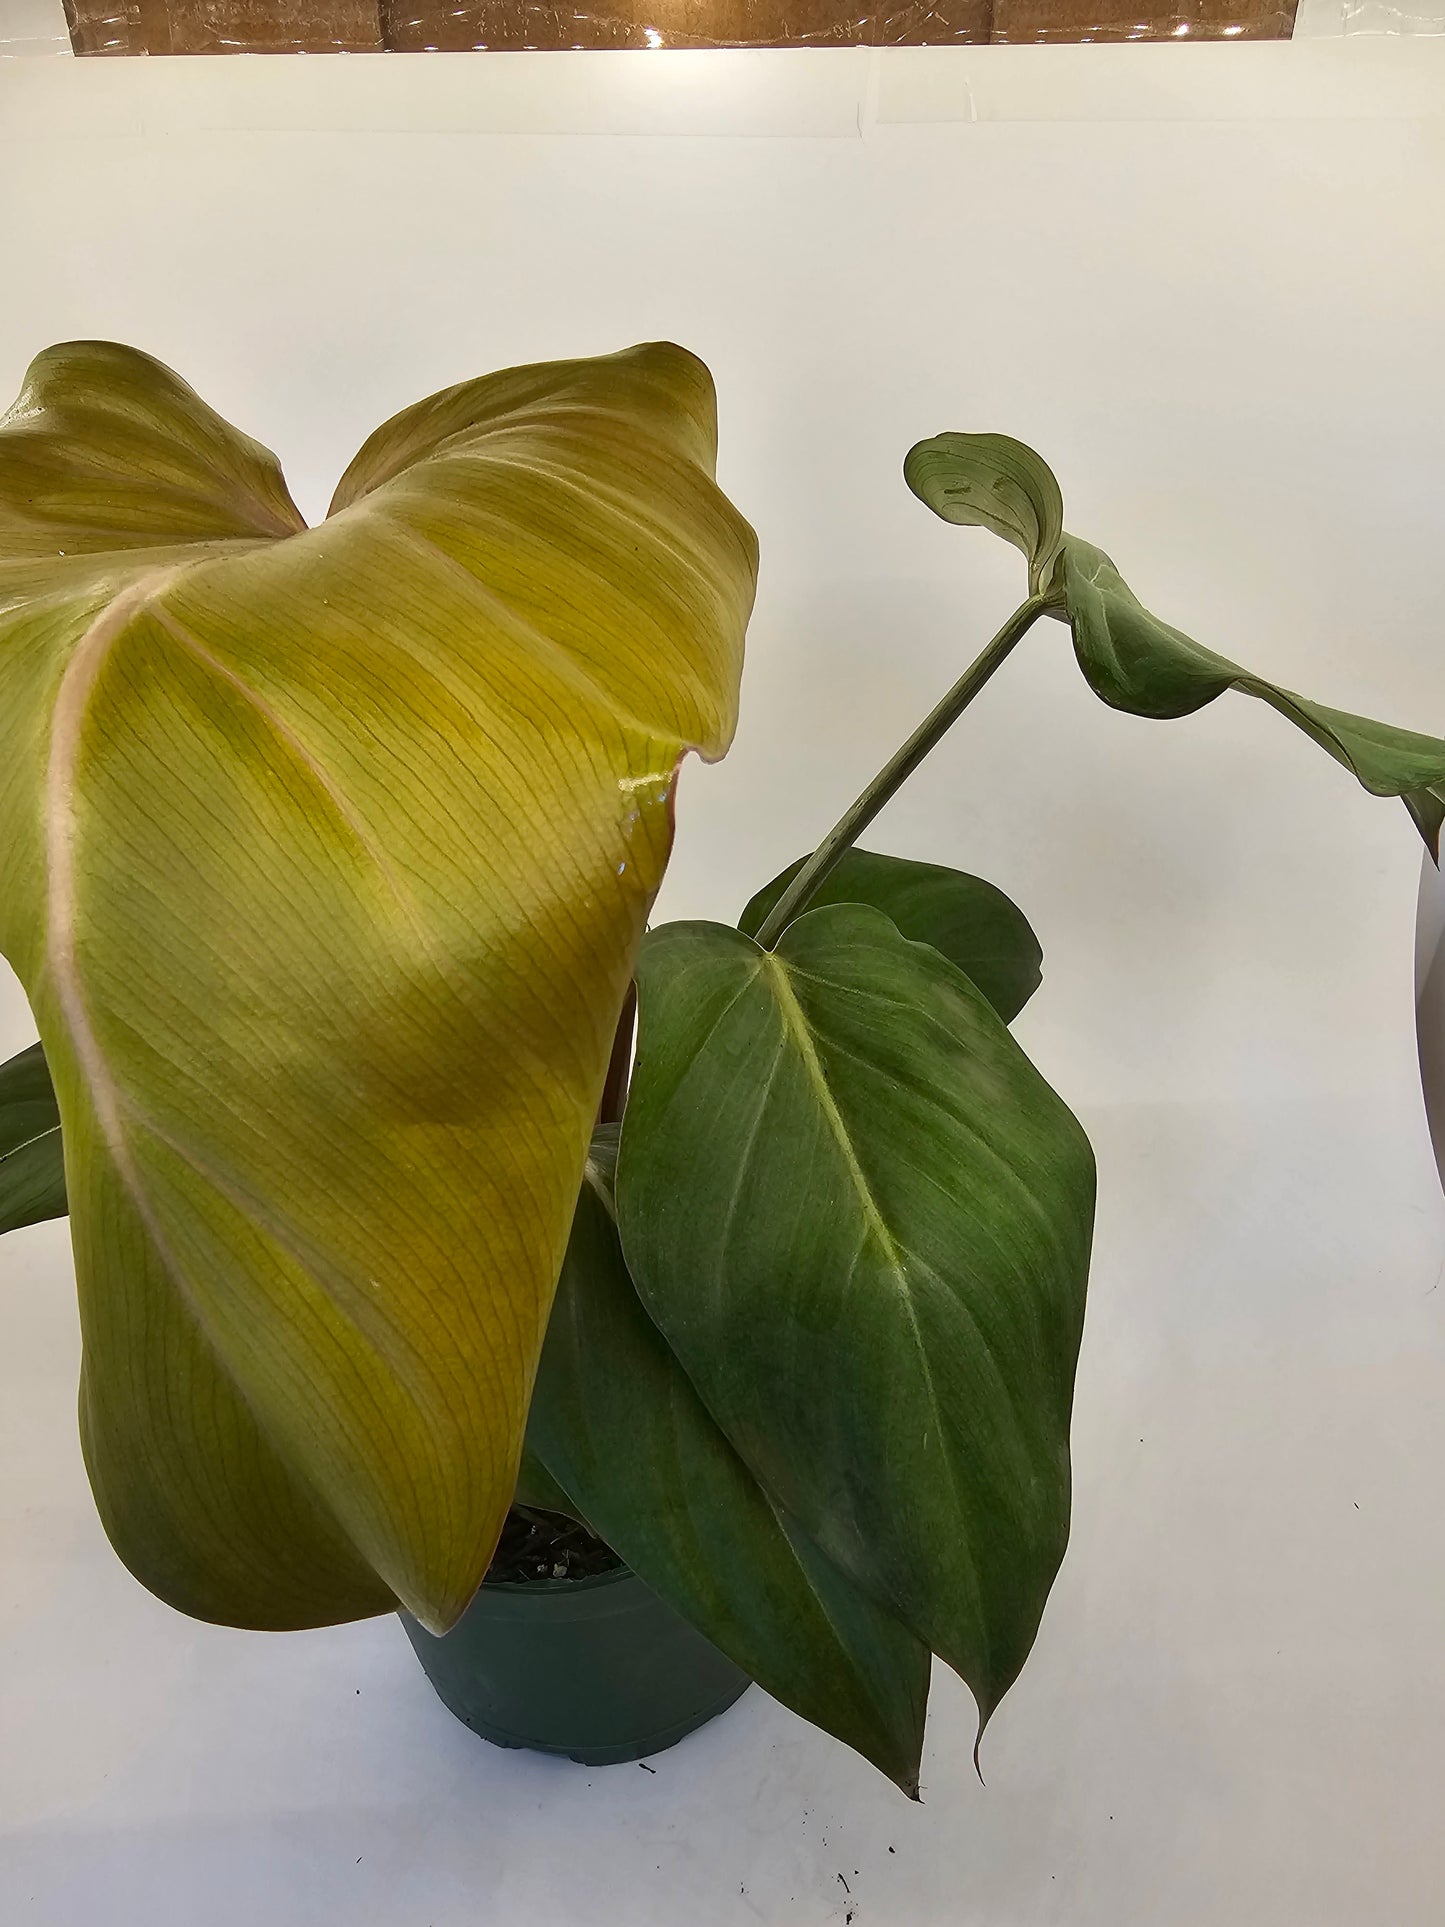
[1404,790,1445,865]
[396,1546,493,1639]
[407,1600,452,1638]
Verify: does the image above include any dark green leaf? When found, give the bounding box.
[616,906,1096,1733]
[739,847,1043,1023]
[512,1450,586,1524]
[1063,538,1445,856]
[903,432,1064,597]
[0,1042,67,1234]
[906,431,1445,859]
[527,1139,930,1795]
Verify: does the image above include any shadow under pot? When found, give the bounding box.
[401,1562,751,1767]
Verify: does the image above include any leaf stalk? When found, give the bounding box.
[753,593,1054,948]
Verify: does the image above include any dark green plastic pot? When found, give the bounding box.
[401,1565,751,1766]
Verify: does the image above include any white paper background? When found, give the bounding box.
[1,44,1443,1926]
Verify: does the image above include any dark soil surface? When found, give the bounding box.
[483,1505,625,1585]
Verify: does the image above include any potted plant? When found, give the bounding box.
[1,340,1441,1797]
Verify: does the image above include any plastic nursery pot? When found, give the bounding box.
[401,1565,751,1767]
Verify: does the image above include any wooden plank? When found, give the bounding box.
[380,1,993,49]
[64,0,1293,53]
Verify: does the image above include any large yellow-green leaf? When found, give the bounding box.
[0,340,756,1631]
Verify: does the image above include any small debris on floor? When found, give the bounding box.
[639,1762,656,1773]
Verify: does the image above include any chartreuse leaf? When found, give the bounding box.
[902,432,1064,597]
[0,340,756,1631]
[525,1132,929,1795]
[616,906,1095,1733]
[906,432,1445,856]
[0,1042,67,1233]
[739,847,1042,1023]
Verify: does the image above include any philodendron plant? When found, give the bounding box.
[3,342,1443,1799]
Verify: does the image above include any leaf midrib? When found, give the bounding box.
[755,947,987,1663]
[758,951,904,1279]
[0,1122,60,1167]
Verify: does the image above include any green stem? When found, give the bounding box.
[753,593,1053,949]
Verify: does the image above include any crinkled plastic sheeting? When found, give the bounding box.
[43,0,1298,53]
[58,4,381,52]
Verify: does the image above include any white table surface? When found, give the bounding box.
[2,42,1444,1926]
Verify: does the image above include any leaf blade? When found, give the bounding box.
[0,340,757,1630]
[739,847,1043,1022]
[528,1149,930,1795]
[0,1042,66,1234]
[903,426,1445,857]
[1063,537,1445,853]
[903,432,1064,597]
[616,907,1096,1727]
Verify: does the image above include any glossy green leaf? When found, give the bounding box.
[906,431,1445,857]
[526,1132,929,1795]
[616,906,1096,1732]
[739,846,1043,1023]
[0,1042,67,1233]
[1063,538,1445,856]
[903,432,1064,597]
[0,339,756,1631]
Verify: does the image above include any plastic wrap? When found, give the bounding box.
[381,3,996,47]
[59,3,381,52]
[26,0,1301,52]
[1295,0,1444,26]
[3,0,1438,65]
[3,0,71,52]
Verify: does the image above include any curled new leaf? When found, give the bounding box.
[906,433,1445,856]
[0,340,757,1631]
[616,906,1096,1733]
[904,432,1064,597]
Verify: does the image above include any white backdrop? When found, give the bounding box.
[2,43,1444,1927]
